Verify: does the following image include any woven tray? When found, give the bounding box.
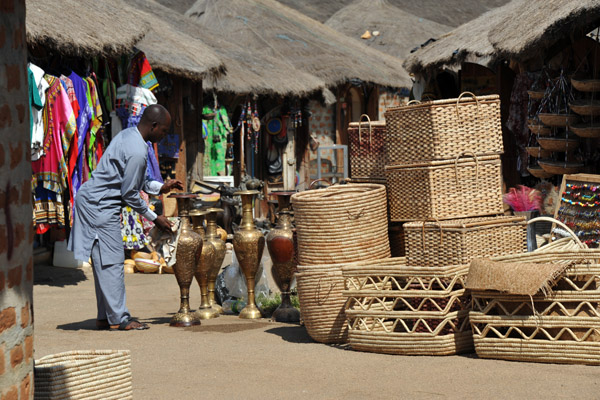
[404,216,527,267]
[384,154,504,221]
[348,115,387,182]
[469,249,600,365]
[34,350,132,400]
[384,92,503,164]
[343,262,473,355]
[292,184,390,265]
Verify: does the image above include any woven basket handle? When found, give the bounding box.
[347,208,365,220]
[407,100,421,105]
[454,152,479,191]
[456,91,480,121]
[528,216,586,249]
[421,219,444,253]
[358,114,372,150]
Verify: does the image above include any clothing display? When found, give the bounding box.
[202,105,232,176]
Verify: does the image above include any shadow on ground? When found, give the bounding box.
[56,319,98,331]
[34,264,88,287]
[264,325,314,344]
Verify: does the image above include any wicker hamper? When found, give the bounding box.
[342,260,473,355]
[384,92,503,164]
[292,184,390,265]
[34,350,132,400]
[404,216,527,267]
[385,154,504,221]
[468,249,600,365]
[348,115,387,183]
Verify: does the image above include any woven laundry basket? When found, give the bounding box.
[404,216,527,267]
[291,184,390,265]
[348,115,387,183]
[468,245,600,365]
[385,153,504,222]
[296,264,348,344]
[34,350,132,400]
[384,92,503,164]
[343,261,473,355]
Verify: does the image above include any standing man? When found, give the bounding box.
[69,104,183,331]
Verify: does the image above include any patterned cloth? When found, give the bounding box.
[203,106,232,176]
[128,51,159,91]
[33,184,65,234]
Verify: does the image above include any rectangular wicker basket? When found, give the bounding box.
[348,118,386,182]
[34,350,132,400]
[383,93,503,164]
[469,250,600,365]
[384,154,504,221]
[342,261,473,356]
[404,216,527,267]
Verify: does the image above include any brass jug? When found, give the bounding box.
[170,194,202,327]
[233,190,264,319]
[206,208,227,314]
[266,191,300,322]
[190,209,218,320]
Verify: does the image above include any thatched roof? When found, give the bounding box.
[129,0,225,80]
[489,0,600,61]
[186,0,411,89]
[26,0,147,56]
[325,0,451,60]
[132,0,326,95]
[403,0,522,75]
[277,0,510,27]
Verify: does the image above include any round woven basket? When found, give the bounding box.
[569,100,600,116]
[527,90,545,100]
[292,184,390,265]
[537,137,579,153]
[527,166,555,179]
[569,122,600,138]
[571,77,600,92]
[528,124,551,136]
[538,113,579,127]
[537,160,584,175]
[296,264,347,344]
[525,147,552,158]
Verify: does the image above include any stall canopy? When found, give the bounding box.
[26,0,148,56]
[133,0,328,96]
[185,0,412,89]
[325,0,451,60]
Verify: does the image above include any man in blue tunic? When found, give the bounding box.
[69,104,182,331]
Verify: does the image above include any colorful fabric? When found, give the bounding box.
[128,51,159,91]
[33,183,65,234]
[203,106,231,176]
[146,142,163,183]
[27,65,43,143]
[69,71,93,200]
[158,132,180,159]
[59,75,79,120]
[85,77,103,175]
[120,204,151,250]
[29,63,49,161]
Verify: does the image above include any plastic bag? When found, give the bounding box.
[222,251,270,306]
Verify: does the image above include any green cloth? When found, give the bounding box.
[27,66,43,141]
[203,106,231,176]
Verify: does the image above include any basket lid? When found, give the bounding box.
[384,94,500,112]
[348,121,386,128]
[384,154,501,169]
[403,215,525,230]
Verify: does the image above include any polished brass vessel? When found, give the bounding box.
[170,194,202,327]
[190,209,219,320]
[206,208,227,314]
[233,190,264,319]
[266,191,300,322]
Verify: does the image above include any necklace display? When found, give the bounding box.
[557,182,600,248]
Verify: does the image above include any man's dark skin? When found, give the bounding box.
[136,104,183,231]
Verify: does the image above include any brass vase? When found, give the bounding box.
[266,191,300,322]
[190,209,219,320]
[170,194,202,327]
[206,208,227,314]
[233,190,264,319]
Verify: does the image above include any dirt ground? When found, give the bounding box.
[33,264,600,400]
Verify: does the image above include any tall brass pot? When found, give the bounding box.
[190,210,218,319]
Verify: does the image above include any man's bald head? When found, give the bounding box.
[138,104,172,143]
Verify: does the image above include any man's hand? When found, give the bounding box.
[154,215,174,232]
[160,179,184,194]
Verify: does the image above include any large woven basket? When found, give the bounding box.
[384,92,503,164]
[348,115,387,182]
[34,350,132,399]
[343,261,473,355]
[292,184,390,265]
[404,216,527,267]
[384,154,504,221]
[469,249,600,365]
[296,264,348,344]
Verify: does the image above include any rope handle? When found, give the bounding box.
[455,91,481,122]
[454,151,479,191]
[347,208,365,220]
[316,276,338,306]
[407,100,421,105]
[357,114,372,150]
[420,219,444,254]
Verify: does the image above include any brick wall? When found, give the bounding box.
[378,88,409,120]
[0,0,35,399]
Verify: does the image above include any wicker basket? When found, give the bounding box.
[348,115,387,182]
[296,264,348,344]
[34,350,132,399]
[538,113,579,127]
[569,122,600,138]
[528,165,555,179]
[537,160,584,175]
[404,216,527,267]
[571,77,600,92]
[570,100,600,116]
[537,137,579,153]
[469,249,600,365]
[525,147,552,158]
[528,124,552,136]
[384,154,504,221]
[291,184,390,265]
[342,261,473,355]
[383,92,503,164]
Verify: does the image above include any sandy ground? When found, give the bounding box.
[33,264,600,400]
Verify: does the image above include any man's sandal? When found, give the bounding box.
[109,318,149,331]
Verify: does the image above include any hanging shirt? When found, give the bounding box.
[28,63,49,161]
[203,106,232,176]
[128,51,159,91]
[68,71,93,199]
